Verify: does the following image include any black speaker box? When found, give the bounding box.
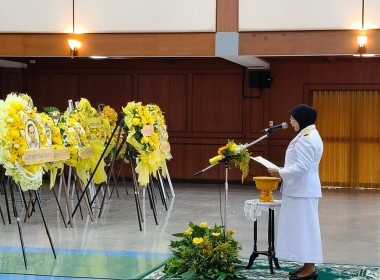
[248,71,273,89]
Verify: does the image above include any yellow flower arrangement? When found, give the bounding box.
[0,93,47,190]
[102,105,118,127]
[76,98,115,184]
[58,107,92,184]
[101,104,126,161]
[40,111,69,188]
[165,222,242,279]
[146,104,172,176]
[209,140,251,183]
[78,98,113,142]
[122,101,166,187]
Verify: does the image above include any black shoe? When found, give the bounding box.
[289,268,303,276]
[289,270,318,280]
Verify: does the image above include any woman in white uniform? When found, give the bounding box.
[268,104,323,280]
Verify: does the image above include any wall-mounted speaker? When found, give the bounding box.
[248,71,273,89]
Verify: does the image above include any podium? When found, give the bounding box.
[244,199,281,274]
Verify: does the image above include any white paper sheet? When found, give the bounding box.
[251,156,279,169]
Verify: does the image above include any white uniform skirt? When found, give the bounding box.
[276,195,323,263]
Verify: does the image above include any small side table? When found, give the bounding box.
[244,199,282,274]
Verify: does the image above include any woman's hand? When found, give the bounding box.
[267,168,281,178]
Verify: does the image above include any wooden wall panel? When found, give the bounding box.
[192,74,243,133]
[137,74,187,132]
[7,56,380,183]
[239,30,380,56]
[0,33,215,57]
[249,97,265,133]
[30,73,80,111]
[264,58,380,175]
[217,0,238,32]
[0,69,22,98]
[83,74,133,111]
[168,143,244,181]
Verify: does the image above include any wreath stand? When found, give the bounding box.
[108,155,130,198]
[23,173,68,229]
[7,178,56,269]
[0,168,12,225]
[67,114,146,230]
[69,113,171,231]
[57,169,74,227]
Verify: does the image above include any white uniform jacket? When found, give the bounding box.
[279,124,323,198]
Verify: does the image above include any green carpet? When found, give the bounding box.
[0,249,167,279]
[142,258,380,279]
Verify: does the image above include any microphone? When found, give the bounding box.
[264,122,288,132]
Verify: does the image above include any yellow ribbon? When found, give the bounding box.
[209,155,224,165]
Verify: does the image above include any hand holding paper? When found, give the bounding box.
[251,156,281,178]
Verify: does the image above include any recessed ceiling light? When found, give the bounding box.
[90,56,108,59]
[353,54,376,57]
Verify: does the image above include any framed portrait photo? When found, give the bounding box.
[44,125,52,147]
[25,119,40,149]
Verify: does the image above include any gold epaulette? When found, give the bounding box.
[303,129,310,136]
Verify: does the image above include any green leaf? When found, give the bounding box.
[43,106,60,113]
[181,271,196,279]
[217,272,227,280]
[173,232,185,238]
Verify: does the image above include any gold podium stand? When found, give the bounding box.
[253,176,281,202]
[247,177,282,274]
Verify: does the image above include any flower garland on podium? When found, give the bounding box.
[0,93,47,190]
[122,101,170,187]
[209,140,250,183]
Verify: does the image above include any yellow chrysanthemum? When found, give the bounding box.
[132,118,140,126]
[230,143,238,152]
[227,229,236,235]
[192,237,204,245]
[102,105,118,126]
[212,232,221,237]
[200,222,208,228]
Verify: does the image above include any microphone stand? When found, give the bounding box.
[243,132,270,149]
[194,131,272,231]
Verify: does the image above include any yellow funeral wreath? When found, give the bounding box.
[123,101,163,187]
[40,111,67,188]
[101,105,127,162]
[0,93,48,190]
[58,107,92,184]
[102,105,118,128]
[76,98,114,184]
[146,104,172,177]
[77,98,112,142]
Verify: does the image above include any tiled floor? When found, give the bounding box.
[1,179,380,279]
